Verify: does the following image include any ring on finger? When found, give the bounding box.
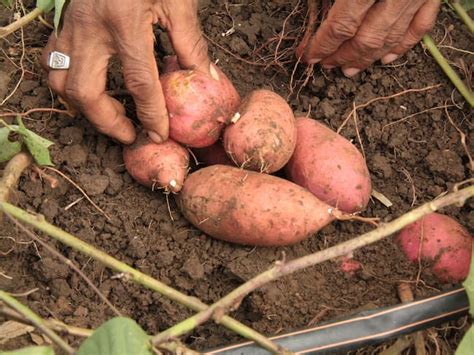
[48,51,70,70]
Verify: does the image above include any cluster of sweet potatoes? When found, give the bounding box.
[123,56,471,284]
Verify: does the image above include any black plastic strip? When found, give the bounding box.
[207,288,468,355]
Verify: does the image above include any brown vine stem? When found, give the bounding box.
[0,203,286,354]
[0,7,43,39]
[151,185,474,345]
[0,152,31,205]
[337,84,442,134]
[0,108,75,118]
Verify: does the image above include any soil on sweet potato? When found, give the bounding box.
[1,0,473,353]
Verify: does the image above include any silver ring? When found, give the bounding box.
[48,51,70,70]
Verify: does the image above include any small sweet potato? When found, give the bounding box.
[123,133,189,193]
[285,117,371,213]
[161,65,240,148]
[192,141,234,167]
[223,90,297,173]
[176,165,335,246]
[396,213,472,283]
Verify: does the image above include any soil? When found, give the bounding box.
[1,1,473,354]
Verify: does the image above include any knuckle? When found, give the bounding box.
[327,18,359,41]
[64,85,96,105]
[352,33,385,52]
[47,76,64,94]
[384,31,405,47]
[125,68,156,98]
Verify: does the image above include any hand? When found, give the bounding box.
[298,0,441,77]
[42,0,210,144]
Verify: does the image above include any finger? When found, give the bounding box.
[384,0,441,61]
[47,27,72,99]
[156,1,210,73]
[116,19,169,143]
[41,34,57,73]
[302,0,376,64]
[62,30,135,144]
[321,1,421,74]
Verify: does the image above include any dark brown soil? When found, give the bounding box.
[1,1,472,354]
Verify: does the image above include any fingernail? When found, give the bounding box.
[147,130,164,144]
[343,67,361,77]
[307,58,322,65]
[210,64,220,81]
[382,53,399,64]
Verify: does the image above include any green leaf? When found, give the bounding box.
[0,346,54,355]
[77,317,152,355]
[0,126,22,163]
[456,326,474,355]
[1,0,13,8]
[54,0,66,32]
[15,117,54,166]
[35,0,54,12]
[462,245,474,316]
[460,0,474,11]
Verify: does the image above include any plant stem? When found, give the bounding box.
[0,152,32,204]
[0,202,285,354]
[151,185,474,345]
[0,7,43,39]
[0,290,75,354]
[422,35,474,107]
[451,0,474,33]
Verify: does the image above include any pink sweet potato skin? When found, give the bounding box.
[192,141,235,167]
[161,66,240,148]
[123,133,189,193]
[285,117,371,213]
[176,165,334,246]
[223,90,297,173]
[396,213,472,283]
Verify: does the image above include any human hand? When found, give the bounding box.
[42,0,210,144]
[297,0,441,77]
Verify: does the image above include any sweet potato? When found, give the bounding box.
[396,213,472,283]
[123,133,189,193]
[192,141,234,167]
[285,117,371,213]
[176,165,335,246]
[223,90,297,173]
[161,65,240,148]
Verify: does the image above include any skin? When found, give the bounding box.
[41,0,210,145]
[299,0,441,77]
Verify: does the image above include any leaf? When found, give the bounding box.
[35,0,54,12]
[460,0,474,11]
[77,317,152,355]
[54,0,66,32]
[16,117,54,166]
[0,346,54,355]
[0,126,22,163]
[1,0,13,7]
[456,326,474,355]
[462,244,474,316]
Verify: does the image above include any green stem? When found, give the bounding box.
[422,35,474,107]
[451,1,474,33]
[0,290,75,354]
[151,185,474,345]
[0,7,44,38]
[0,202,285,354]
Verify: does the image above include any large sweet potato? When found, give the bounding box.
[123,133,189,193]
[176,165,335,246]
[396,213,472,283]
[223,90,297,173]
[161,65,240,148]
[285,117,371,213]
